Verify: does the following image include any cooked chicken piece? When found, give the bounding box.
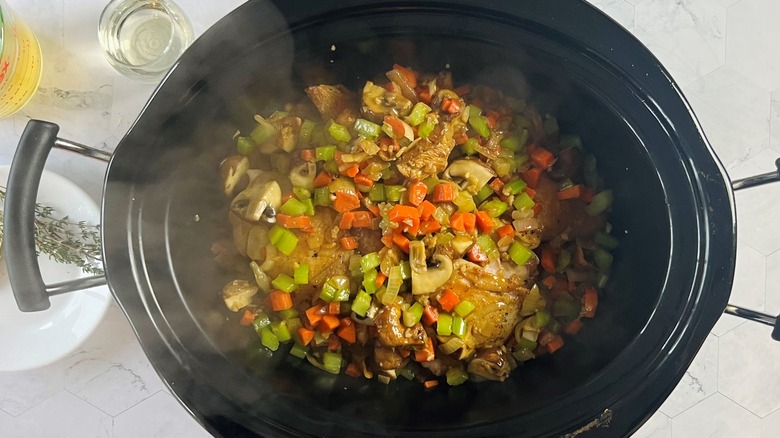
[442,259,526,358]
[374,304,427,348]
[373,344,408,370]
[534,174,606,241]
[351,228,384,255]
[396,122,456,180]
[305,84,358,122]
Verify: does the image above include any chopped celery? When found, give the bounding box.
[406,102,432,126]
[334,288,351,302]
[553,299,581,319]
[533,310,550,329]
[280,198,307,216]
[270,320,292,342]
[368,183,386,201]
[467,105,490,138]
[517,337,537,351]
[399,261,411,280]
[454,300,475,317]
[557,249,571,272]
[299,119,316,145]
[476,234,499,261]
[279,308,298,320]
[252,313,271,333]
[328,122,351,142]
[361,252,381,272]
[593,247,614,272]
[418,114,437,138]
[289,342,307,359]
[503,179,528,196]
[586,190,613,216]
[513,192,535,211]
[313,187,331,206]
[508,241,534,266]
[439,337,464,355]
[583,154,602,190]
[559,134,583,150]
[250,119,276,144]
[322,351,343,374]
[272,274,296,293]
[352,290,372,317]
[323,160,339,175]
[403,302,424,327]
[293,187,311,200]
[594,231,620,249]
[362,269,378,294]
[474,184,493,205]
[423,175,440,193]
[302,198,315,216]
[451,315,467,337]
[543,116,559,136]
[259,326,279,351]
[385,185,405,202]
[462,138,480,156]
[268,225,286,245]
[294,264,309,284]
[273,228,298,255]
[437,313,453,336]
[316,145,336,161]
[446,367,469,386]
[354,118,382,138]
[482,199,509,217]
[236,136,256,155]
[453,190,476,212]
[319,282,337,302]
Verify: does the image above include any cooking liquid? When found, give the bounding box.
[0,4,43,118]
[99,0,192,79]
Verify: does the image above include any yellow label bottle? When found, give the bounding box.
[0,1,43,118]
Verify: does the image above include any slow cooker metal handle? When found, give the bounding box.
[727,157,780,340]
[4,120,111,312]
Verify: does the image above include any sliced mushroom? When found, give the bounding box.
[410,240,453,295]
[443,159,496,195]
[277,116,302,153]
[467,347,512,381]
[289,161,316,191]
[220,155,250,197]
[222,279,258,312]
[231,178,282,223]
[361,81,413,122]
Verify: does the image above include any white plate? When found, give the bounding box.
[0,165,111,371]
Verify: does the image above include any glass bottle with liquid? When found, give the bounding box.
[0,0,43,118]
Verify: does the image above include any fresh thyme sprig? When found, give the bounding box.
[0,187,104,275]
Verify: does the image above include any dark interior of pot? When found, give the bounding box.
[101,1,734,436]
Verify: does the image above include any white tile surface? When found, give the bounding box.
[1,0,780,437]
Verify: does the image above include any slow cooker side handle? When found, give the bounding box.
[4,120,111,312]
[726,158,780,341]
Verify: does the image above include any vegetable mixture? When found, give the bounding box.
[218,65,616,387]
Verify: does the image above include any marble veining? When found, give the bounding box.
[1,0,780,437]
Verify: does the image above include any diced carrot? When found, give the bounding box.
[300,149,315,161]
[281,193,295,203]
[277,214,312,231]
[378,136,400,153]
[564,318,583,335]
[423,380,439,390]
[392,233,411,253]
[340,317,353,327]
[387,204,420,222]
[365,202,381,217]
[399,348,411,358]
[532,203,543,216]
[557,184,582,200]
[239,309,255,326]
[475,211,494,233]
[486,110,500,129]
[338,212,355,229]
[523,187,537,198]
[541,275,556,289]
[418,219,441,235]
[337,323,356,343]
[319,314,341,332]
[466,243,488,264]
[327,333,341,350]
[461,212,476,233]
[354,173,374,187]
[352,211,373,228]
[582,287,599,318]
[415,337,435,362]
[522,167,543,189]
[269,290,293,311]
[298,327,315,346]
[418,87,432,104]
[407,181,428,206]
[530,147,556,169]
[392,64,417,88]
[333,191,360,212]
[328,301,341,315]
[432,183,455,203]
[454,84,471,96]
[438,289,460,312]
[341,164,360,178]
[545,334,565,354]
[453,132,469,145]
[334,150,344,165]
[375,273,387,287]
[381,233,394,248]
[384,116,406,139]
[449,212,466,231]
[345,362,361,377]
[443,98,461,114]
[497,224,515,239]
[489,178,505,193]
[579,186,596,203]
[340,236,358,250]
[540,246,557,273]
[313,171,333,188]
[305,304,325,326]
[417,200,436,221]
[422,305,438,326]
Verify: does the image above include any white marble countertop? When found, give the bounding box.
[1,0,780,436]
